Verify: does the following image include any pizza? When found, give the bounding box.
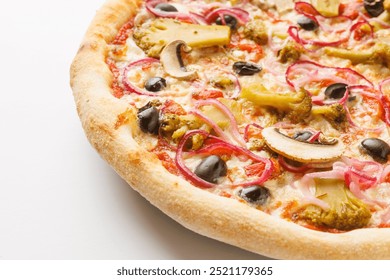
[70,0,390,259]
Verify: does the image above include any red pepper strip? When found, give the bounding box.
[350,20,374,41]
[243,123,263,142]
[122,58,161,96]
[175,130,273,188]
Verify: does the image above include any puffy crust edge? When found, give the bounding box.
[70,0,390,259]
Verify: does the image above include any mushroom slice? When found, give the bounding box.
[262,127,345,163]
[160,40,197,80]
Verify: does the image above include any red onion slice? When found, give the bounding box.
[175,130,273,188]
[122,58,161,96]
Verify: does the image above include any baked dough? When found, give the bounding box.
[70,0,390,259]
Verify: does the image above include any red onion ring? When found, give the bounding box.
[285,60,374,91]
[204,7,250,25]
[278,156,310,173]
[194,99,245,146]
[145,0,197,23]
[243,123,263,142]
[122,58,161,96]
[175,130,273,188]
[379,78,390,126]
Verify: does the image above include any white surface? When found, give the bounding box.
[0,0,268,259]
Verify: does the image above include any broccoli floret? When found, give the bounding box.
[286,90,312,123]
[278,41,304,63]
[133,19,231,57]
[311,103,346,129]
[243,19,268,45]
[160,114,208,148]
[298,179,371,231]
[241,85,312,123]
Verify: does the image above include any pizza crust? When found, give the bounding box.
[70,0,390,259]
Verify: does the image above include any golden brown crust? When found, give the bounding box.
[70,0,390,259]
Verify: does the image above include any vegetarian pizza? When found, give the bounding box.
[71,0,390,259]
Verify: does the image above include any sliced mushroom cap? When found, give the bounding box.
[160,40,197,80]
[262,127,345,163]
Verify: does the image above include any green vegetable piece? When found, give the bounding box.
[133,19,231,57]
[299,179,371,231]
[241,84,312,122]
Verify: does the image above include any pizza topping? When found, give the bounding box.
[262,127,344,163]
[297,16,319,31]
[107,0,390,232]
[160,40,197,80]
[364,0,385,17]
[297,178,372,231]
[145,77,167,92]
[243,19,269,45]
[215,15,238,30]
[194,155,228,183]
[133,19,231,57]
[122,58,162,96]
[293,131,314,142]
[154,3,178,12]
[232,61,262,76]
[137,106,160,135]
[360,138,390,163]
[239,185,270,205]
[324,83,348,100]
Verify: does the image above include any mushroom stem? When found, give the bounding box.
[161,40,197,80]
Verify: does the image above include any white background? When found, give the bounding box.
[0,0,268,259]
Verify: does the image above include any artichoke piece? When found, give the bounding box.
[298,179,371,231]
[241,84,312,122]
[312,0,340,17]
[243,19,268,45]
[311,104,346,129]
[133,19,231,57]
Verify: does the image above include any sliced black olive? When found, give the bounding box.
[137,106,160,135]
[239,185,270,205]
[324,83,348,100]
[155,3,178,12]
[194,155,227,183]
[233,61,262,76]
[293,131,313,142]
[360,138,390,163]
[297,16,318,31]
[364,0,384,17]
[145,77,167,92]
[215,15,238,29]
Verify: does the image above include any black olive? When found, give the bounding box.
[361,138,390,163]
[155,3,178,12]
[137,106,160,135]
[324,83,348,100]
[293,131,313,142]
[297,16,318,31]
[239,185,270,205]
[145,77,167,92]
[364,0,384,17]
[233,61,262,76]
[194,155,227,183]
[215,15,238,29]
